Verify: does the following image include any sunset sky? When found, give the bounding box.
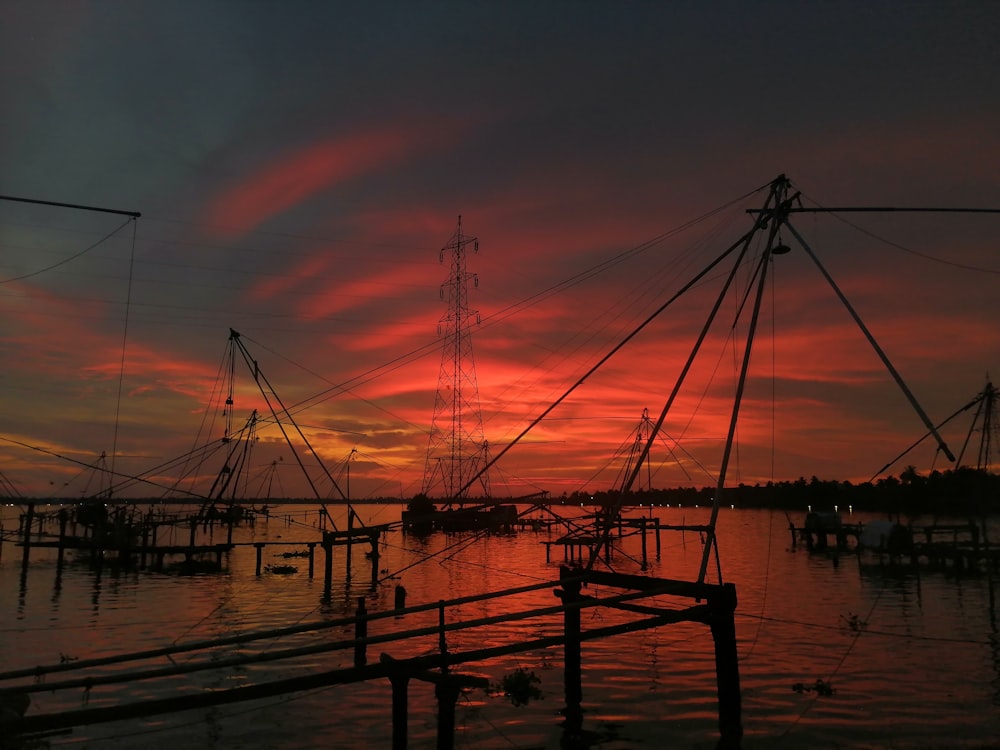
[1,2,998,501]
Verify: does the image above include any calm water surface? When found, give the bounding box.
[2,504,998,749]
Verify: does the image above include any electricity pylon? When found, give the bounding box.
[422,216,490,503]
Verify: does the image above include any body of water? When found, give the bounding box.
[2,503,998,749]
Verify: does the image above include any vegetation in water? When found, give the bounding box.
[491,667,544,707]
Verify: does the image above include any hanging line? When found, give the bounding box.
[110,218,139,490]
[0,217,133,284]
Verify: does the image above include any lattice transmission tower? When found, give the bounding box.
[422,216,491,501]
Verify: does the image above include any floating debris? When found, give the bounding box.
[792,679,836,696]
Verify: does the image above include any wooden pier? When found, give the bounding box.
[10,502,244,571]
[8,502,393,595]
[400,503,518,534]
[873,522,999,572]
[0,565,742,749]
[789,515,999,573]
[542,512,666,568]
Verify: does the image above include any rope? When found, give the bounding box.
[799,192,1000,275]
[767,587,885,747]
[110,218,138,487]
[0,217,133,284]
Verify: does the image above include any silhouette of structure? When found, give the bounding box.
[960,379,997,473]
[422,217,490,501]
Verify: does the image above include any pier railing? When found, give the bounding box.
[0,566,741,749]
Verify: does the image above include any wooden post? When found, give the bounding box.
[140,525,149,569]
[709,583,742,748]
[20,502,35,572]
[354,597,367,667]
[390,672,409,749]
[57,508,68,570]
[556,566,583,730]
[369,531,380,589]
[435,680,461,750]
[438,601,449,674]
[307,543,316,579]
[254,543,264,576]
[322,532,333,600]
[344,509,354,579]
[654,517,661,556]
[118,508,132,565]
[640,517,648,569]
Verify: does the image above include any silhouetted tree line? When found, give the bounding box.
[43,468,997,517]
[557,467,1000,516]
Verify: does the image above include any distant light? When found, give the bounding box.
[849,505,853,514]
[834,505,838,512]
[731,504,735,510]
[808,505,812,512]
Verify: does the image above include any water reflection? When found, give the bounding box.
[51,559,63,606]
[2,504,1000,748]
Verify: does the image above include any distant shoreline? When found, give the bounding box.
[5,468,998,515]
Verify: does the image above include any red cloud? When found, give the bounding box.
[205,128,424,235]
[300,264,440,320]
[250,252,334,302]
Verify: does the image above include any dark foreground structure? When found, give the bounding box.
[0,565,741,749]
